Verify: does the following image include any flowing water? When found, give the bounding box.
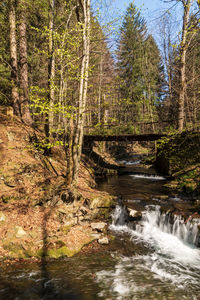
[0,158,200,299]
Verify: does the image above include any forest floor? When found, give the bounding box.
[0,113,115,261]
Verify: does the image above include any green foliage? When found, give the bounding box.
[116,1,165,132]
[117,2,146,104]
[157,132,200,193]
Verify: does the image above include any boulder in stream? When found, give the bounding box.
[127,208,142,221]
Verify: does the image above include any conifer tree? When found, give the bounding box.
[117,2,163,133]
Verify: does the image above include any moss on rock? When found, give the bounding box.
[89,195,114,210]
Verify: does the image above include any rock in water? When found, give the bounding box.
[127,208,142,221]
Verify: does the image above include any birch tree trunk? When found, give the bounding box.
[18,0,33,125]
[72,0,91,184]
[178,0,192,131]
[9,0,20,116]
[47,0,55,137]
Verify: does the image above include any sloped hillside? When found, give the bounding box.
[156,132,200,195]
[0,113,114,259]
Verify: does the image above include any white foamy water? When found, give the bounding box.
[111,205,200,263]
[96,205,200,299]
[118,160,141,165]
[130,174,166,180]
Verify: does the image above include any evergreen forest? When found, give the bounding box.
[0,0,200,185]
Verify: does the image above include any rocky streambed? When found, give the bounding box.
[0,154,200,300]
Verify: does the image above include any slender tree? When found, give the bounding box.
[9,0,20,115]
[72,0,91,183]
[177,0,193,131]
[47,0,55,137]
[18,0,33,125]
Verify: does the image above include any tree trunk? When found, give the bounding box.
[98,45,103,124]
[164,32,173,110]
[9,0,20,116]
[65,118,74,185]
[47,0,55,137]
[148,83,155,133]
[18,0,33,125]
[72,0,91,184]
[178,0,192,132]
[191,52,197,129]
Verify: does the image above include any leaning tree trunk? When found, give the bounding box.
[9,0,20,116]
[178,0,192,132]
[72,0,91,184]
[18,0,33,125]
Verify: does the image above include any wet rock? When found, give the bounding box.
[98,237,109,245]
[127,208,142,221]
[154,195,169,200]
[91,222,107,232]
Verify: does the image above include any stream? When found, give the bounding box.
[0,157,200,299]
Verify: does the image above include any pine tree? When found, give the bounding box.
[118,3,146,108]
[117,2,163,133]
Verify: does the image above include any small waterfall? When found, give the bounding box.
[130,174,166,180]
[111,204,200,248]
[111,204,129,226]
[97,204,200,298]
[136,205,200,247]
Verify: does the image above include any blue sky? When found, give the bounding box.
[93,0,177,25]
[92,0,182,51]
[111,0,172,32]
[112,0,166,17]
[113,0,182,30]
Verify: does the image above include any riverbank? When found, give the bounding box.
[0,124,200,299]
[1,111,200,261]
[156,131,200,196]
[0,113,115,260]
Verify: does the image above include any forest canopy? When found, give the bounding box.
[0,0,199,184]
